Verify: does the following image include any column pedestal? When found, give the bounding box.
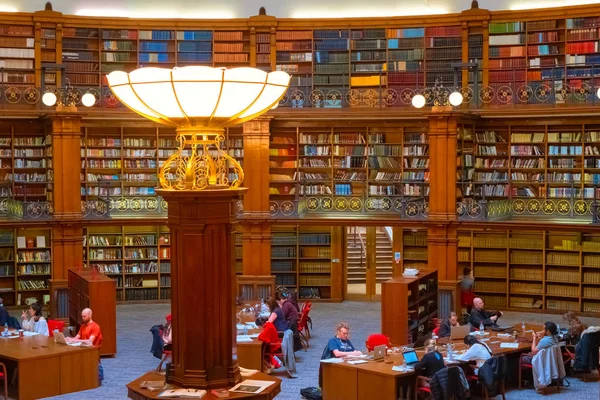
[157,188,246,389]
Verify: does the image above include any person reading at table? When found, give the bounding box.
[265,296,289,333]
[414,339,446,380]
[521,322,559,365]
[66,308,104,384]
[323,322,362,358]
[21,302,49,336]
[439,312,460,338]
[469,297,503,328]
[455,335,493,374]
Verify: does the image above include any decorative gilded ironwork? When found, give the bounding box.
[574,84,591,101]
[290,90,305,107]
[280,200,295,216]
[327,90,343,107]
[460,87,474,104]
[269,200,279,215]
[542,200,555,214]
[146,198,158,211]
[535,84,551,102]
[557,199,571,215]
[575,200,588,215]
[321,197,333,211]
[115,197,128,211]
[5,87,21,103]
[309,89,325,106]
[517,85,533,103]
[527,199,541,214]
[497,86,513,103]
[161,198,168,211]
[479,86,494,103]
[104,88,119,107]
[405,201,419,217]
[365,198,377,211]
[346,89,361,106]
[349,197,362,212]
[335,198,348,211]
[513,199,526,214]
[457,202,467,217]
[394,198,403,212]
[23,87,40,104]
[399,88,414,105]
[556,84,571,102]
[363,89,379,107]
[130,197,143,211]
[382,89,398,106]
[380,198,392,211]
[467,202,482,218]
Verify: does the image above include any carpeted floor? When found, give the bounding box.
[39,302,599,399]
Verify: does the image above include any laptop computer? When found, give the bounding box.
[373,344,386,361]
[450,325,471,340]
[402,349,419,366]
[53,331,81,347]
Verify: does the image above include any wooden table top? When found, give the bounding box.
[0,334,98,361]
[325,324,543,379]
[127,371,281,400]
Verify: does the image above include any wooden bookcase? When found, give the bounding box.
[0,24,35,85]
[381,269,438,345]
[83,225,170,303]
[68,268,116,356]
[458,228,600,314]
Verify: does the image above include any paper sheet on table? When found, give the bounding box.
[497,333,512,338]
[236,336,253,343]
[347,360,368,365]
[23,331,38,337]
[248,334,259,338]
[443,358,462,364]
[500,342,519,348]
[320,358,343,363]
[345,354,368,359]
[392,366,414,372]
[236,324,246,330]
[245,322,258,329]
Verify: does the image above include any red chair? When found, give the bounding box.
[47,320,65,338]
[365,334,391,352]
[299,302,312,339]
[518,353,533,389]
[432,327,440,337]
[296,308,311,351]
[0,362,7,400]
[156,350,172,372]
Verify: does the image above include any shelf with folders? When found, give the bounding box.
[62,27,100,86]
[270,225,333,300]
[213,30,250,66]
[0,228,52,307]
[457,228,600,315]
[424,25,462,86]
[349,29,387,93]
[0,24,35,85]
[138,30,176,67]
[275,30,312,95]
[387,27,425,92]
[83,225,171,303]
[565,16,600,91]
[0,124,53,201]
[313,29,350,107]
[488,21,526,85]
[80,125,243,204]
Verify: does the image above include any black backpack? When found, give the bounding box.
[300,387,322,400]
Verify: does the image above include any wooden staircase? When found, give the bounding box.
[346,227,393,284]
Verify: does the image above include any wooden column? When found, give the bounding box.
[157,189,246,389]
[49,114,84,312]
[241,117,272,277]
[428,110,461,313]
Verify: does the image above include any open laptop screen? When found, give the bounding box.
[403,350,419,365]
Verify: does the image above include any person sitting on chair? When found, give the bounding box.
[562,311,586,346]
[66,308,104,384]
[439,312,460,338]
[469,297,503,328]
[323,322,362,358]
[414,339,446,380]
[162,314,172,351]
[521,322,559,365]
[455,335,493,374]
[21,302,48,336]
[266,295,289,333]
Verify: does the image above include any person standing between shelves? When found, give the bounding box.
[439,312,460,338]
[469,297,503,329]
[20,302,49,336]
[460,267,475,314]
[66,308,104,385]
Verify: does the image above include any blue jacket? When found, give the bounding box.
[150,324,164,359]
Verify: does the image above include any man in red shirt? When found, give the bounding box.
[66,308,103,384]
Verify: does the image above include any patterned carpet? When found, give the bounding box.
[37,302,599,400]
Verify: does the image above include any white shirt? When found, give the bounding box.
[22,316,49,336]
[455,342,492,371]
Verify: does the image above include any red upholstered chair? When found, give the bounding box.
[0,362,6,400]
[432,327,440,337]
[365,334,391,352]
[518,353,533,389]
[156,350,172,372]
[296,308,311,351]
[47,320,65,337]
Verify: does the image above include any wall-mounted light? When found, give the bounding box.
[42,80,96,108]
[412,94,426,109]
[412,79,463,109]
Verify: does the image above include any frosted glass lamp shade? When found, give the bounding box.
[107,66,290,127]
[42,92,57,106]
[449,91,463,106]
[81,92,96,107]
[597,87,600,99]
[412,94,426,109]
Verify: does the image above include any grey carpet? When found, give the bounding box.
[39,302,599,399]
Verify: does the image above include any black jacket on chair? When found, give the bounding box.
[478,355,507,397]
[150,324,164,359]
[574,327,600,372]
[430,366,469,400]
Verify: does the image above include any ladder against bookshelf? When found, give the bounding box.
[68,268,116,356]
[213,30,250,66]
[83,225,170,303]
[176,30,212,65]
[387,27,425,93]
[275,30,312,97]
[313,29,350,108]
[382,269,438,345]
[0,24,35,85]
[139,30,175,67]
[62,27,100,86]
